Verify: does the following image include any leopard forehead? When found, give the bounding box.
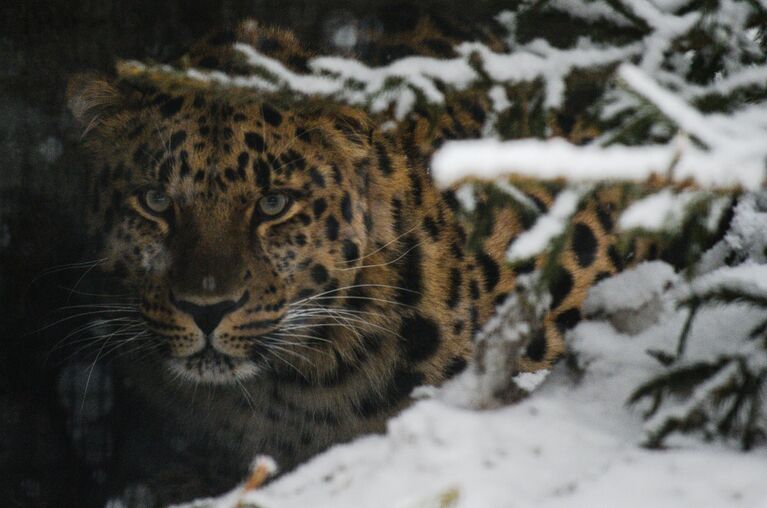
[110,90,363,201]
[86,85,374,271]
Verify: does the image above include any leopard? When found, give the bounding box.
[65,15,738,505]
[67,66,505,506]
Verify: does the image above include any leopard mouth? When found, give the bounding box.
[166,347,260,384]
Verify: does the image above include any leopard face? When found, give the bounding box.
[69,77,373,384]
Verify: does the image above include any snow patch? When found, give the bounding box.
[506,188,584,262]
[584,261,678,315]
[618,189,699,232]
[453,184,476,212]
[457,39,641,108]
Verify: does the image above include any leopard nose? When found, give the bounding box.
[171,291,249,336]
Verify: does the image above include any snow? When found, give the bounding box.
[487,85,510,113]
[432,65,767,191]
[687,263,767,300]
[116,0,767,184]
[235,44,341,96]
[583,261,678,314]
[182,320,767,508]
[721,195,767,262]
[548,0,633,26]
[512,370,549,392]
[618,189,700,232]
[617,65,720,148]
[432,136,763,190]
[457,40,641,108]
[494,181,541,212]
[310,53,477,117]
[432,138,674,186]
[233,388,767,508]
[179,254,767,508]
[506,188,584,262]
[453,184,477,212]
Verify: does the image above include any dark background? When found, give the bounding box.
[0,1,509,505]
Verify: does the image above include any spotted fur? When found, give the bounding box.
[67,18,738,502]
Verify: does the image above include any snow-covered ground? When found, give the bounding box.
[179,259,767,508]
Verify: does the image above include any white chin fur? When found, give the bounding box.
[167,354,260,385]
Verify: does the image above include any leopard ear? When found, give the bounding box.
[66,73,126,137]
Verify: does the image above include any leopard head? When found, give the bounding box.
[67,73,374,384]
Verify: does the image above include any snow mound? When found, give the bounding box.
[180,257,767,508]
[584,261,678,315]
[583,261,679,335]
[183,338,767,508]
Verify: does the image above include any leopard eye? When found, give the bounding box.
[143,189,172,214]
[258,193,289,217]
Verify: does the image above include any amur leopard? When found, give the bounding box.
[65,16,736,504]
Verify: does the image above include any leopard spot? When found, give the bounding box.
[342,239,359,263]
[261,103,283,126]
[525,329,547,362]
[446,268,461,309]
[159,96,184,118]
[396,235,422,305]
[443,356,468,379]
[355,366,423,418]
[572,223,598,268]
[399,314,441,362]
[309,167,325,188]
[170,130,187,150]
[554,308,581,334]
[340,192,353,223]
[244,132,265,152]
[311,264,329,284]
[375,142,392,175]
[313,198,327,218]
[325,215,339,241]
[549,267,573,309]
[476,252,500,291]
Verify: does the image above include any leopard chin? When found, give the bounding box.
[166,348,261,385]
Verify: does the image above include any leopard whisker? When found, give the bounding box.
[55,286,136,299]
[31,309,140,338]
[98,331,154,361]
[60,323,147,361]
[285,306,389,321]
[271,331,334,344]
[30,257,109,281]
[295,294,417,309]
[110,335,161,360]
[235,376,257,414]
[264,340,312,364]
[57,303,139,311]
[291,283,419,308]
[265,335,327,355]
[333,223,420,266]
[261,338,309,378]
[329,236,427,272]
[55,321,144,351]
